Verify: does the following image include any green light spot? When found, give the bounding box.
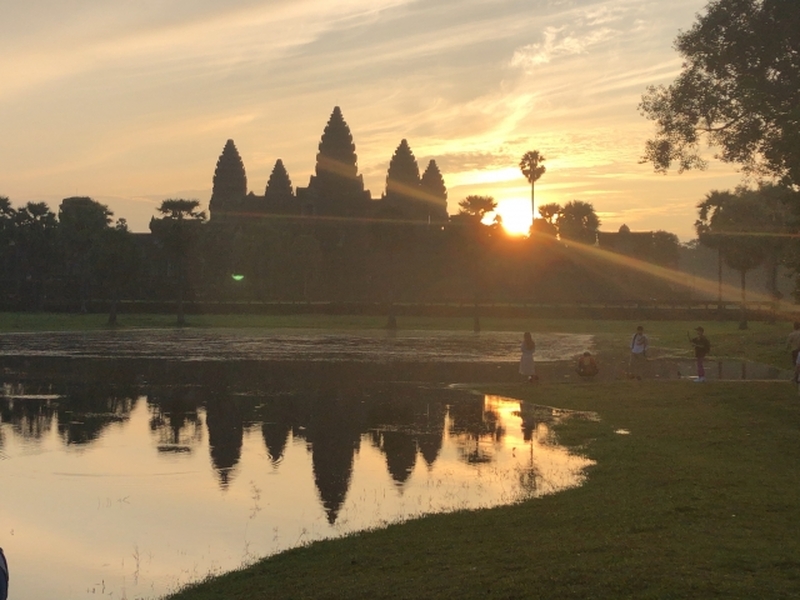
[231,274,245,281]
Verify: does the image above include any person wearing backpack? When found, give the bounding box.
[689,326,711,382]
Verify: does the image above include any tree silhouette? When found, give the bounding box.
[696,190,767,329]
[209,139,247,221]
[457,195,498,221]
[537,202,560,225]
[419,159,448,223]
[14,202,58,309]
[97,219,138,325]
[150,199,207,325]
[519,151,546,226]
[453,195,501,330]
[57,197,113,313]
[639,0,800,187]
[264,159,294,204]
[0,197,16,304]
[558,200,600,244]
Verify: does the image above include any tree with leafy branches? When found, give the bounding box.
[640,0,800,188]
[0,197,16,303]
[97,218,138,325]
[557,200,600,244]
[696,190,771,329]
[14,202,58,309]
[150,199,207,325]
[456,195,498,222]
[58,196,114,313]
[452,195,501,330]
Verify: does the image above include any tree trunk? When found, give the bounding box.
[717,247,723,319]
[107,294,118,326]
[738,268,748,330]
[177,259,186,326]
[766,252,779,324]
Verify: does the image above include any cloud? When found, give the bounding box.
[511,25,617,68]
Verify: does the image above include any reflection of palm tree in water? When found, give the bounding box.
[517,417,544,497]
[147,387,202,451]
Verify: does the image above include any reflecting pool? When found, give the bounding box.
[0,332,595,599]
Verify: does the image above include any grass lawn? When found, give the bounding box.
[164,379,800,599]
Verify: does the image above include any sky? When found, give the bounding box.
[0,0,745,240]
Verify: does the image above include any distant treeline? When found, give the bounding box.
[0,193,729,315]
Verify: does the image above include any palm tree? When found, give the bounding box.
[519,151,546,227]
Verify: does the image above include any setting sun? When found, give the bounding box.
[496,198,534,236]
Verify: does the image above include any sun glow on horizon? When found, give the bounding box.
[496,198,534,236]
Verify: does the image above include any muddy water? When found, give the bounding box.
[0,329,595,600]
[0,328,593,363]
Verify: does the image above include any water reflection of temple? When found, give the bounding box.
[0,361,546,524]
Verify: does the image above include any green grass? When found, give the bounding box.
[166,380,800,599]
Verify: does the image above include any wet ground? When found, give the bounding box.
[0,328,790,383]
[0,328,592,363]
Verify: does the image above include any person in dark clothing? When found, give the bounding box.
[786,321,800,367]
[576,351,598,378]
[0,547,8,600]
[689,326,711,382]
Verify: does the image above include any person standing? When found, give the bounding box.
[689,326,711,382]
[786,322,800,367]
[576,351,598,378]
[628,325,648,379]
[0,547,8,600]
[795,351,800,394]
[519,332,537,383]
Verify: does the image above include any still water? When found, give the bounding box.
[0,330,595,600]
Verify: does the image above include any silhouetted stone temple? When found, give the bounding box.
[207,107,448,228]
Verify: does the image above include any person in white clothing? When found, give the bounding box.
[628,325,648,379]
[519,332,537,383]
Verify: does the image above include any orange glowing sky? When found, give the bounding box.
[0,0,744,239]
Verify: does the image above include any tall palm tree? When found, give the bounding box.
[519,151,546,227]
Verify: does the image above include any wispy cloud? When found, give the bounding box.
[511,25,617,68]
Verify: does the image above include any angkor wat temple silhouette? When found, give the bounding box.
[208,106,449,226]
